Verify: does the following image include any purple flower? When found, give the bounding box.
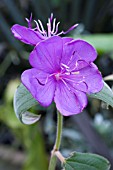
[11,14,78,46]
[21,36,103,116]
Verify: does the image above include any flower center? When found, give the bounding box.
[55,73,61,81]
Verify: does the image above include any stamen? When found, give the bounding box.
[34,20,44,33]
[71,71,79,75]
[61,79,71,91]
[38,19,46,33]
[25,13,32,28]
[50,13,53,23]
[63,77,77,83]
[53,22,60,35]
[65,72,71,75]
[61,63,69,69]
[56,31,63,36]
[25,14,78,39]
[61,63,70,73]
[47,18,51,37]
[34,20,47,36]
[30,13,33,23]
[62,24,79,35]
[51,18,56,34]
[49,73,56,77]
[67,60,79,72]
[25,18,29,22]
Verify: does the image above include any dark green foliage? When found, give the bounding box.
[64,152,110,170]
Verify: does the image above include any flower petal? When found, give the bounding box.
[29,36,63,73]
[21,68,56,107]
[62,37,73,44]
[75,63,103,93]
[68,58,89,71]
[62,39,97,65]
[63,76,88,92]
[54,81,87,116]
[11,24,44,45]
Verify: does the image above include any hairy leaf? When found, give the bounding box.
[89,82,113,107]
[63,152,110,170]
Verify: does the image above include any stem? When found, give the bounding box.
[55,110,63,150]
[48,110,63,170]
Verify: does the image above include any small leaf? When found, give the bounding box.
[14,83,40,125]
[63,152,111,170]
[89,82,113,107]
[21,111,41,125]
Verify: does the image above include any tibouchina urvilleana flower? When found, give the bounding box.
[21,36,103,116]
[11,14,78,46]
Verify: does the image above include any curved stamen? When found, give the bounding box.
[62,24,78,34]
[56,23,79,36]
[34,20,47,36]
[25,14,78,38]
[25,13,32,28]
[56,31,64,36]
[34,20,44,33]
[60,63,70,73]
[38,19,46,34]
[53,22,60,35]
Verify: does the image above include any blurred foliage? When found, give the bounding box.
[0,79,48,170]
[0,0,113,170]
[74,33,113,54]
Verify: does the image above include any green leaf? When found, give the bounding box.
[89,82,113,107]
[14,83,40,125]
[63,152,110,170]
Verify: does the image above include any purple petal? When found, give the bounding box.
[62,39,97,65]
[67,57,89,71]
[30,36,63,73]
[11,24,44,45]
[54,81,87,116]
[62,37,73,44]
[73,60,89,70]
[21,68,56,107]
[74,63,103,93]
[63,75,88,92]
